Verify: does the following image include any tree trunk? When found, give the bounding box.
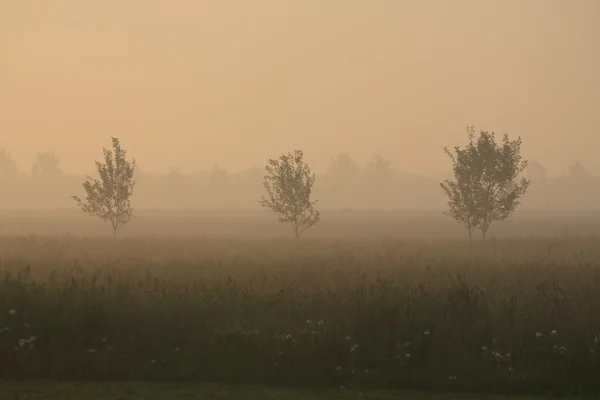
[113,226,118,240]
[291,221,300,240]
[468,227,472,245]
[481,226,488,241]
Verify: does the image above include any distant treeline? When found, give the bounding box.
[0,154,598,210]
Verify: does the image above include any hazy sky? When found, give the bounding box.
[1,0,599,177]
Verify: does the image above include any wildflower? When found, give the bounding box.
[481,346,488,351]
[509,366,515,372]
[536,332,542,339]
[558,346,567,354]
[318,320,324,326]
[423,330,430,336]
[88,348,97,354]
[595,335,599,343]
[150,359,156,364]
[364,369,369,374]
[505,353,511,359]
[551,330,557,336]
[101,337,107,343]
[404,341,410,347]
[336,366,341,371]
[345,336,351,341]
[350,344,359,352]
[340,385,346,390]
[306,319,312,325]
[9,309,16,316]
[175,348,180,352]
[24,323,30,329]
[448,375,457,380]
[405,352,411,359]
[18,339,27,348]
[285,334,292,340]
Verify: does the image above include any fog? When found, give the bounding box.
[1,0,599,210]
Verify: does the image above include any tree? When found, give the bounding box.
[32,151,62,178]
[72,137,136,239]
[0,149,18,178]
[440,125,530,242]
[260,149,320,239]
[566,161,591,182]
[525,160,548,209]
[365,154,393,182]
[209,165,230,189]
[525,160,547,183]
[327,153,359,182]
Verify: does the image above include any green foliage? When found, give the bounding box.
[72,137,136,238]
[441,126,530,241]
[0,237,599,397]
[260,150,320,239]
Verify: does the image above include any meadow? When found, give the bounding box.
[1,214,600,397]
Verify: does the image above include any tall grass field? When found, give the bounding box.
[1,234,599,396]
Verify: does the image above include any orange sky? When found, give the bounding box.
[1,0,599,177]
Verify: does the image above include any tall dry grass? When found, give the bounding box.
[0,235,599,396]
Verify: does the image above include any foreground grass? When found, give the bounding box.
[1,236,600,396]
[0,382,578,400]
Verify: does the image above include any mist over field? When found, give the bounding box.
[2,1,600,398]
